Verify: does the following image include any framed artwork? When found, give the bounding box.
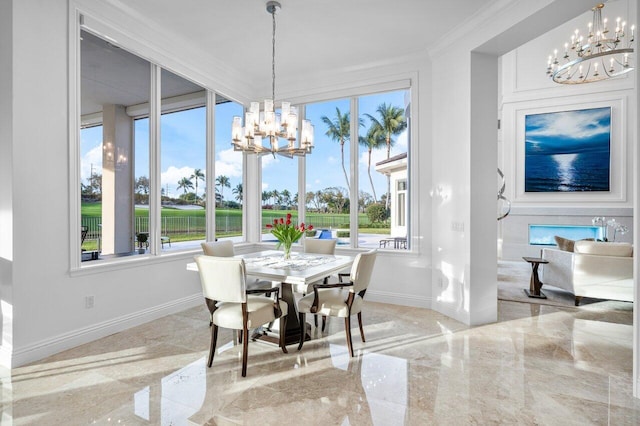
[524,107,611,192]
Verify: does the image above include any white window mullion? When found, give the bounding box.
[149,64,161,255]
[349,97,359,248]
[298,105,306,229]
[206,90,216,241]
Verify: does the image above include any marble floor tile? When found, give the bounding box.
[1,299,639,425]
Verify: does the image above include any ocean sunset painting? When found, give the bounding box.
[524,107,611,192]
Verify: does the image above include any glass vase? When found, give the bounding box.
[282,243,292,260]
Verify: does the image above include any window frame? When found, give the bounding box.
[69,12,249,272]
[272,82,416,252]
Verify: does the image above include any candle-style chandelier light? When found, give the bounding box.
[231,1,314,158]
[546,3,635,84]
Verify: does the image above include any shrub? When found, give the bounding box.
[337,230,350,238]
[366,203,389,223]
[305,230,317,237]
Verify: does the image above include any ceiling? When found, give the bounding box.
[107,0,490,94]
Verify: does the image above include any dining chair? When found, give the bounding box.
[202,240,273,326]
[302,238,338,328]
[194,255,288,377]
[297,249,377,357]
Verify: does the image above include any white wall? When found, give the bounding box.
[429,0,599,325]
[499,0,636,260]
[0,0,15,366]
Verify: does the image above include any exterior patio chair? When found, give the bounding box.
[194,255,288,377]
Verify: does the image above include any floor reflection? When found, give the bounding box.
[2,299,639,425]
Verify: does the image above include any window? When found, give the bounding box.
[261,150,298,242]
[76,27,236,267]
[160,68,207,251]
[80,29,151,259]
[215,99,244,241]
[304,98,351,244]
[358,89,409,246]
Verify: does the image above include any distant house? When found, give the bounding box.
[375,153,407,238]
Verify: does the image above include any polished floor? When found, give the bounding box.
[0,298,638,425]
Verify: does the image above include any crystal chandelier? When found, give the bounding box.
[231,1,314,158]
[546,3,635,84]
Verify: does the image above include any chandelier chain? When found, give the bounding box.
[272,7,276,103]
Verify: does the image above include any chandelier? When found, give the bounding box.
[546,3,635,84]
[231,1,314,158]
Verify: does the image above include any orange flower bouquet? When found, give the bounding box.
[266,213,313,259]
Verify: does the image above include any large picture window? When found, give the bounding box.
[80,29,151,260]
[77,28,243,267]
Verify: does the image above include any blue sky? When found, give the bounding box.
[81,90,408,203]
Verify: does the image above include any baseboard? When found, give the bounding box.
[9,294,202,368]
[366,289,431,309]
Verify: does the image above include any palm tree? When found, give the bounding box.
[262,190,270,206]
[271,189,281,206]
[359,125,386,202]
[232,183,243,204]
[190,168,205,201]
[365,103,407,208]
[177,177,194,195]
[281,189,291,208]
[215,175,231,202]
[321,107,351,193]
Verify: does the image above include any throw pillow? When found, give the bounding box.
[554,236,575,252]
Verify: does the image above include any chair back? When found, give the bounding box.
[349,250,377,294]
[201,240,235,257]
[194,255,247,303]
[304,238,337,255]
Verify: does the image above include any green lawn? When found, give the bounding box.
[81,203,388,245]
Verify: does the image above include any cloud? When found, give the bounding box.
[262,182,269,190]
[215,148,242,178]
[162,166,197,196]
[261,154,278,168]
[526,108,610,140]
[81,146,103,183]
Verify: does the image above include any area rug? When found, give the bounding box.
[499,259,618,308]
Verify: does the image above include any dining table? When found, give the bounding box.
[187,250,354,346]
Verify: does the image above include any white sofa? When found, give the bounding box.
[541,241,634,306]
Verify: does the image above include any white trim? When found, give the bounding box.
[149,65,161,255]
[206,90,216,240]
[9,294,202,368]
[350,97,359,248]
[69,7,82,271]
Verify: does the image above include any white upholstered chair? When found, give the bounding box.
[194,255,288,377]
[201,240,273,325]
[297,249,377,357]
[302,238,338,328]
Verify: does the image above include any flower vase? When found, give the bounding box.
[282,243,292,260]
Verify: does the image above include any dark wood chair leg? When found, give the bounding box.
[321,316,327,332]
[208,324,218,367]
[241,325,249,377]
[297,313,306,351]
[575,296,583,306]
[357,312,365,342]
[280,315,288,354]
[345,316,354,357]
[314,314,318,327]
